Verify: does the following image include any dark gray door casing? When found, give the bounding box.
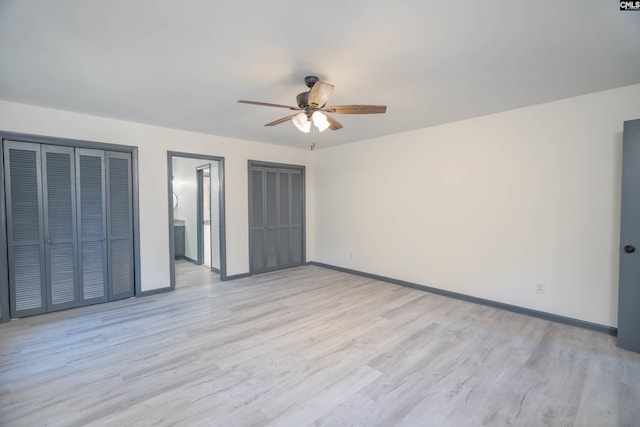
[619,118,640,352]
[196,167,204,265]
[167,152,227,287]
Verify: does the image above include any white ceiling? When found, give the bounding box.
[1,1,639,149]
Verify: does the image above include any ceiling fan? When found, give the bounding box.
[238,75,386,133]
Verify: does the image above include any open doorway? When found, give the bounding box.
[168,152,226,289]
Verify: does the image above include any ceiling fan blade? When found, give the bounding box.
[238,100,300,110]
[324,105,387,114]
[308,82,334,107]
[264,114,297,127]
[324,113,343,131]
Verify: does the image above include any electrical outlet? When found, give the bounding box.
[535,283,546,295]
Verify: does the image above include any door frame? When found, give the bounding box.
[196,164,212,267]
[196,167,204,265]
[0,130,141,323]
[247,160,306,275]
[167,152,227,287]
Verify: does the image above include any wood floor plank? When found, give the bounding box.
[1,261,639,426]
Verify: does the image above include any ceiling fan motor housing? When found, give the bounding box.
[296,91,310,109]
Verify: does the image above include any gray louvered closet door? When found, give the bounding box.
[3,141,47,317]
[287,169,303,266]
[250,167,266,272]
[76,148,108,304]
[42,145,79,311]
[250,165,303,274]
[106,151,134,300]
[4,142,134,318]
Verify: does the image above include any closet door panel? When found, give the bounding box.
[76,149,108,303]
[278,170,291,266]
[106,152,133,300]
[250,167,265,272]
[42,145,78,310]
[81,241,106,300]
[12,246,44,313]
[3,141,46,317]
[264,169,278,269]
[48,243,75,306]
[290,171,303,265]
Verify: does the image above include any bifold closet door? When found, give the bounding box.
[250,166,274,272]
[76,148,108,304]
[106,151,134,300]
[42,145,79,311]
[282,169,303,267]
[3,141,47,317]
[4,144,133,317]
[250,165,303,274]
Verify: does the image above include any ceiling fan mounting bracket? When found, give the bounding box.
[304,75,319,88]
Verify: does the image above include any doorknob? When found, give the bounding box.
[624,245,636,254]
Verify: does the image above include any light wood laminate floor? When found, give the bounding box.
[1,262,639,426]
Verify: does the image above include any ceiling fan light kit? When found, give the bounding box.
[238,75,387,134]
[291,110,330,133]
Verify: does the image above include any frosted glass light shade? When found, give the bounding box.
[312,111,330,132]
[292,112,311,133]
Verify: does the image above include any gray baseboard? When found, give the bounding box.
[139,287,173,297]
[309,261,617,336]
[223,272,251,281]
[210,267,220,274]
[184,256,199,265]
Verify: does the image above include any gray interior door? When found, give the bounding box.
[3,141,47,317]
[76,148,108,304]
[250,164,303,274]
[106,151,134,300]
[619,118,640,352]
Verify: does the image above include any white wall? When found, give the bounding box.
[312,84,640,327]
[0,100,313,291]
